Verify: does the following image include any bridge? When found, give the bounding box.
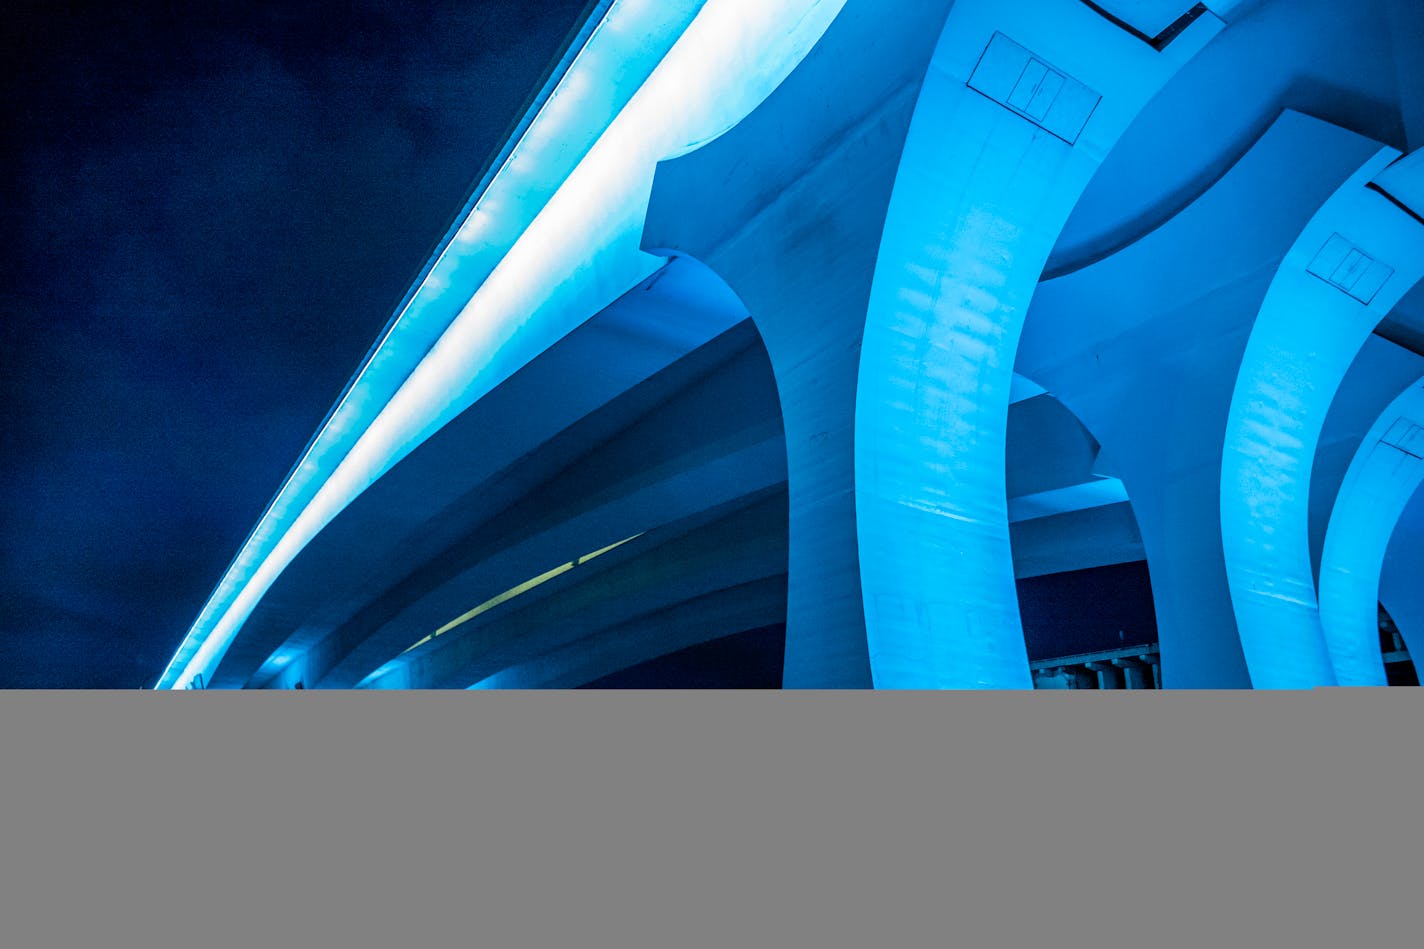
[156,0,1424,690]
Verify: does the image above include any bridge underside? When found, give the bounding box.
[204,254,1156,690]
[165,0,1424,690]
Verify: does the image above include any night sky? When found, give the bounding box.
[3,0,590,687]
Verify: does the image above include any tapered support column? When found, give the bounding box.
[649,0,1224,688]
[1018,112,1383,687]
[1318,380,1424,685]
[645,0,957,686]
[1380,490,1424,663]
[856,0,1221,687]
[1222,149,1424,688]
[1306,335,1424,583]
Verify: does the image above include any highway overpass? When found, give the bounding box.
[157,0,1424,689]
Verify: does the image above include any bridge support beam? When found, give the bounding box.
[1380,490,1424,664]
[1016,113,1383,687]
[648,0,1222,688]
[1221,149,1424,687]
[854,0,1219,687]
[645,0,960,687]
[1318,381,1424,685]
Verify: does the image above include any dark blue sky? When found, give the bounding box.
[2,0,589,687]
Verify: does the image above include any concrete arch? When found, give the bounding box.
[645,0,1232,688]
[154,0,1424,691]
[645,0,963,687]
[1018,111,1387,688]
[1307,334,1424,588]
[1318,379,1424,685]
[1220,148,1424,688]
[855,1,1222,687]
[1381,490,1424,664]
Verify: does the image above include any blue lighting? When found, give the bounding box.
[151,0,1424,693]
[854,0,1219,688]
[1318,381,1424,685]
[157,0,846,689]
[1220,147,1424,688]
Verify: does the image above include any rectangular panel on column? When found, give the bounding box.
[1306,233,1395,304]
[1380,417,1424,459]
[967,33,1101,145]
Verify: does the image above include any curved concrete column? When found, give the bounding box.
[1318,381,1424,685]
[856,1,1222,687]
[645,0,959,686]
[1379,488,1424,663]
[1017,111,1381,688]
[1307,336,1424,584]
[1221,149,1424,688]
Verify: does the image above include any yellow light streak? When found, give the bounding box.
[400,532,644,655]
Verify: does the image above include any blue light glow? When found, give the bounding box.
[1220,147,1424,688]
[158,0,846,689]
[854,0,1220,688]
[1317,381,1424,685]
[152,0,1424,693]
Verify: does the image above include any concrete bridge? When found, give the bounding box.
[157,0,1424,689]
